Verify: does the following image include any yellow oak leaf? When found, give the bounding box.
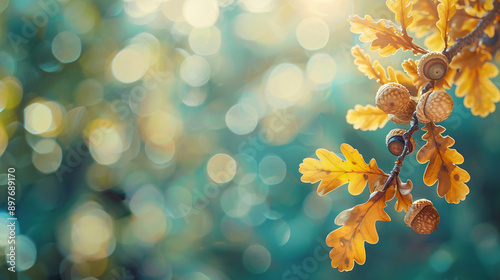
[450,48,500,117]
[349,15,426,56]
[395,71,419,96]
[402,59,428,90]
[409,0,439,38]
[436,0,459,50]
[416,123,470,204]
[299,144,388,196]
[386,0,414,36]
[351,46,405,85]
[327,187,394,271]
[351,46,417,96]
[394,178,413,212]
[346,104,390,131]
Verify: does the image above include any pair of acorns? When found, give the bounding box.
[376,52,454,125]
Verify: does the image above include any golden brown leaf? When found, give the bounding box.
[416,123,470,204]
[450,48,500,117]
[299,144,388,196]
[351,46,389,84]
[436,0,459,50]
[409,0,439,38]
[394,178,413,212]
[402,59,428,90]
[346,104,390,131]
[351,46,410,86]
[349,15,425,56]
[386,0,414,35]
[327,187,394,271]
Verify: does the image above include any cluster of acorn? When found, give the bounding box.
[375,52,452,234]
[376,51,454,157]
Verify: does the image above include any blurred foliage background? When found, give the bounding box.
[0,0,499,279]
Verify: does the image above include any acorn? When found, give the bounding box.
[375,82,411,114]
[417,52,449,80]
[388,100,417,124]
[385,128,416,156]
[404,199,440,234]
[416,90,454,123]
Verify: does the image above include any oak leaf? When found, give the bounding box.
[386,0,413,34]
[394,178,413,212]
[450,48,500,117]
[436,0,459,50]
[402,59,428,91]
[351,46,394,84]
[327,187,394,271]
[299,144,388,196]
[408,0,442,50]
[346,105,389,131]
[351,46,414,89]
[349,15,425,56]
[409,0,439,37]
[416,123,470,203]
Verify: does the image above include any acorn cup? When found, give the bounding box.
[376,82,411,114]
[417,52,449,80]
[404,199,440,234]
[416,90,454,123]
[385,128,416,156]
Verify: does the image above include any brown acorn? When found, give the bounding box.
[416,90,454,123]
[375,82,411,114]
[417,52,449,80]
[385,128,416,156]
[389,100,417,124]
[404,199,440,234]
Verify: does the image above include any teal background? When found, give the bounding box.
[0,0,499,279]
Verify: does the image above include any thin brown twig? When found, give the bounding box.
[381,112,419,193]
[444,0,500,61]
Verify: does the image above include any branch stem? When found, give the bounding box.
[381,113,419,193]
[421,1,500,94]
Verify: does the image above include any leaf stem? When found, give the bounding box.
[381,112,419,193]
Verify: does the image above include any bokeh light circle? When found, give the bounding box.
[32,139,63,174]
[306,53,336,84]
[183,0,219,28]
[225,103,259,135]
[180,55,211,87]
[24,103,53,135]
[189,26,222,56]
[258,155,286,185]
[111,48,148,84]
[296,17,330,50]
[52,31,82,63]
[242,245,271,274]
[207,153,237,184]
[13,235,37,271]
[265,63,304,109]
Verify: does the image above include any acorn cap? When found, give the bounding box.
[385,128,416,155]
[376,82,411,114]
[416,90,453,123]
[389,100,417,124]
[404,199,440,234]
[417,52,449,80]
